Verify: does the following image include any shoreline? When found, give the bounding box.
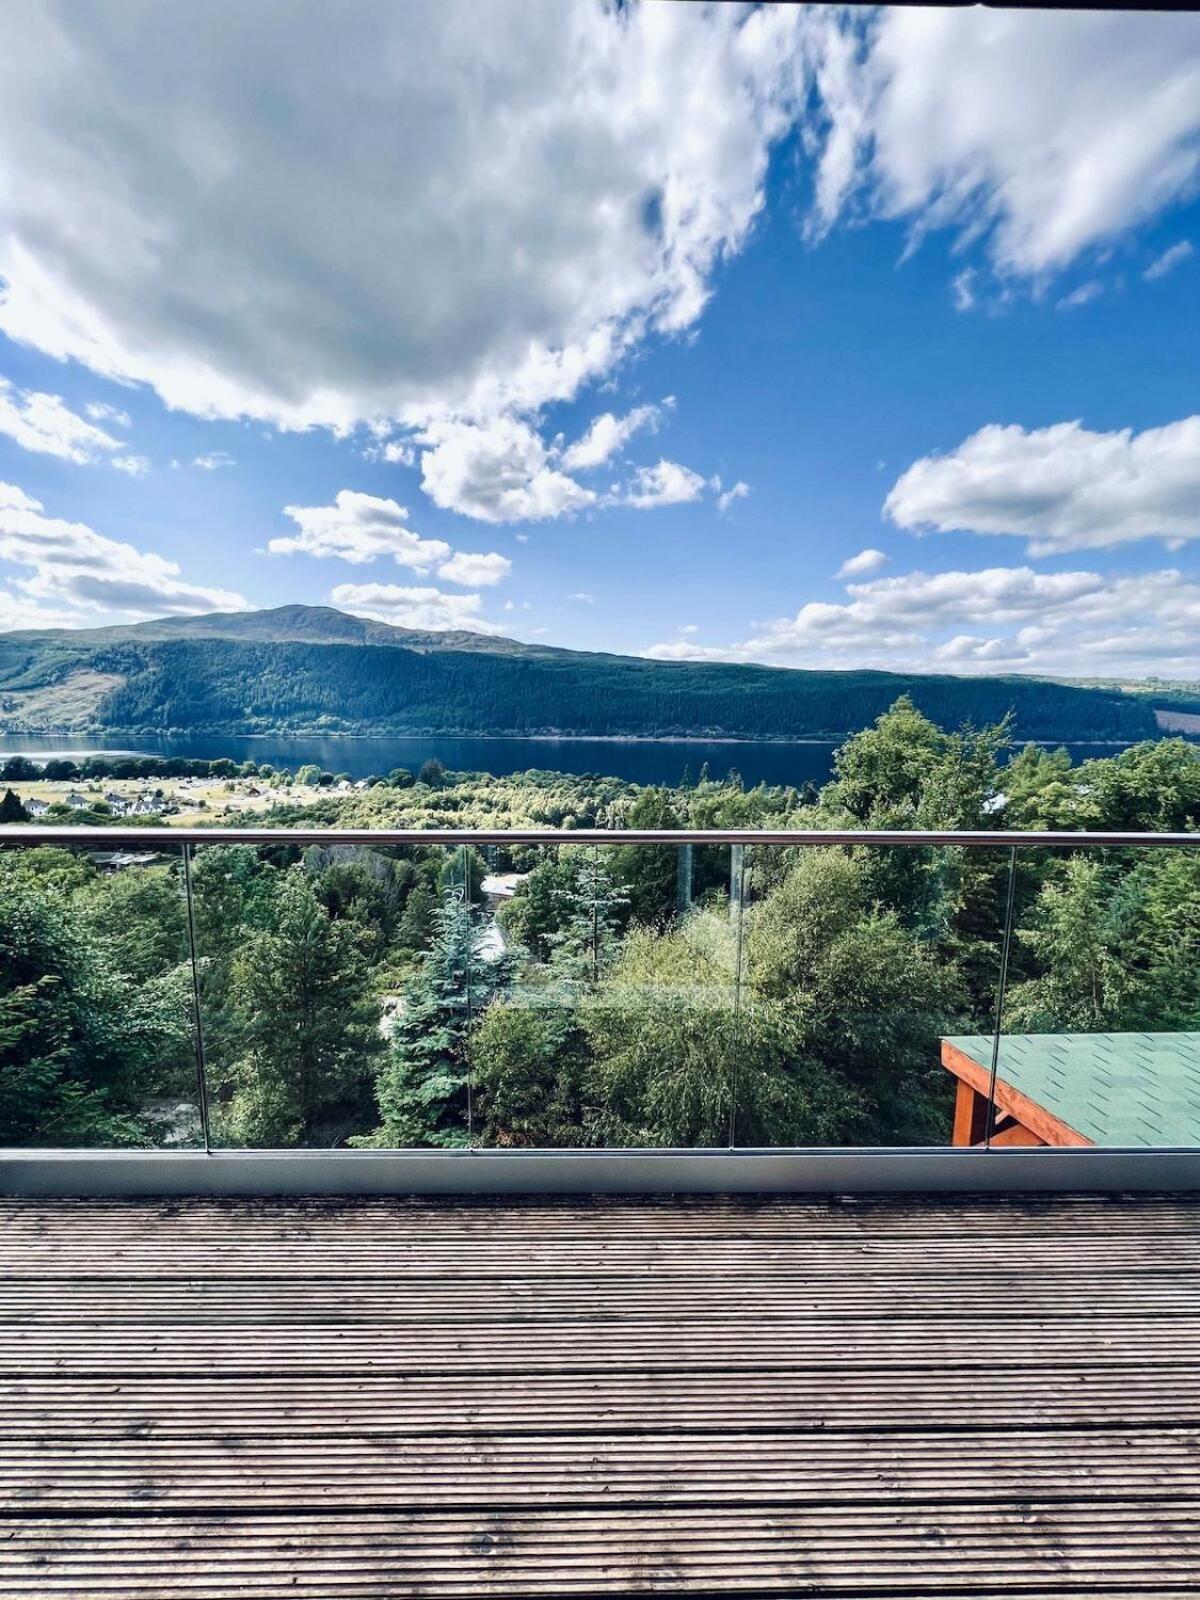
[0,728,1157,750]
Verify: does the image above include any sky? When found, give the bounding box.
[0,1,1198,679]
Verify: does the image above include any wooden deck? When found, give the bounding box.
[2,1193,1200,1597]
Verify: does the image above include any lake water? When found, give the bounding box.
[0,731,1138,790]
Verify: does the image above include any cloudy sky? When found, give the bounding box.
[0,1,1198,677]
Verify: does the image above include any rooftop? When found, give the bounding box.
[4,1190,1200,1597]
[945,1031,1200,1147]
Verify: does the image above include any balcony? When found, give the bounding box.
[4,825,1200,1596]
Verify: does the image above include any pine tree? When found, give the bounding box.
[369,886,508,1146]
[547,852,629,988]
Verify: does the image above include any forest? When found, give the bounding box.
[0,603,1159,741]
[3,698,1200,1151]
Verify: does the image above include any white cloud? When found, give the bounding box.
[193,451,235,470]
[436,550,511,587]
[0,1,809,431]
[568,591,595,604]
[329,581,501,634]
[808,8,1200,278]
[837,547,889,578]
[885,416,1200,554]
[85,401,132,429]
[562,404,661,471]
[644,563,1200,678]
[622,458,707,510]
[951,269,976,312]
[1145,240,1195,281]
[270,490,451,568]
[419,417,594,523]
[111,453,151,477]
[379,440,415,466]
[1057,281,1104,311]
[0,481,248,620]
[0,378,124,463]
[716,479,750,514]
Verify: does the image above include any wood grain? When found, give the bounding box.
[3,1193,1199,1596]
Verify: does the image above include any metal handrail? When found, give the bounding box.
[4,817,1200,1193]
[1,824,1198,848]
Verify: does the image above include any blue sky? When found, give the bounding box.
[0,2,1198,678]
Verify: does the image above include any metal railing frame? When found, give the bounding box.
[2,824,1199,1196]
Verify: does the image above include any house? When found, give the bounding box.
[64,791,91,810]
[943,1031,1200,1147]
[127,792,163,816]
[103,791,128,815]
[481,870,528,907]
[24,796,50,818]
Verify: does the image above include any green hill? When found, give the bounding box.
[0,604,1159,743]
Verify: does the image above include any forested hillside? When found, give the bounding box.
[0,606,1158,742]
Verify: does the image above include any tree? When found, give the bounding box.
[545,851,629,987]
[582,917,854,1147]
[498,854,577,962]
[417,758,447,788]
[0,864,189,1146]
[0,789,29,823]
[366,886,507,1147]
[611,788,682,925]
[1005,857,1136,1033]
[397,879,437,950]
[223,867,382,1146]
[80,865,188,984]
[1080,740,1200,832]
[471,999,591,1146]
[747,849,965,1142]
[295,764,323,786]
[437,844,488,907]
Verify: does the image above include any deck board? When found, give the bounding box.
[2,1194,1199,1597]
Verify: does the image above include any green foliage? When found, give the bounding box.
[4,694,1200,1155]
[0,615,1157,742]
[366,887,508,1147]
[0,861,189,1145]
[220,867,382,1146]
[471,999,591,1146]
[747,848,965,1142]
[610,789,683,926]
[0,788,28,822]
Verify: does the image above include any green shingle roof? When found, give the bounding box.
[945,1032,1200,1148]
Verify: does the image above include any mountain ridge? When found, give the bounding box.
[0,604,1165,743]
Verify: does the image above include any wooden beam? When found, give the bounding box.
[941,1041,1092,1149]
[952,1079,988,1147]
[989,1120,1046,1149]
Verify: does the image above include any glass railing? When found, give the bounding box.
[1,824,1197,1155]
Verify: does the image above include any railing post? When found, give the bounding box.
[984,845,1019,1149]
[181,842,212,1155]
[676,842,693,912]
[728,843,748,1149]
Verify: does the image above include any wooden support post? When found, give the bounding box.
[952,1078,990,1147]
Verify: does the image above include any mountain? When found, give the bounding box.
[0,604,1160,744]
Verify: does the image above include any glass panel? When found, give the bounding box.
[469,839,741,1148]
[197,837,438,1149]
[994,843,1200,1149]
[0,839,202,1148]
[733,841,1015,1148]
